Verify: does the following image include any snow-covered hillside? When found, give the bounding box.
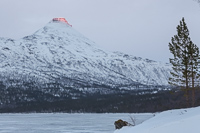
[0,18,171,89]
[114,106,200,133]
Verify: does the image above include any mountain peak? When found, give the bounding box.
[52,18,72,27]
[0,18,171,89]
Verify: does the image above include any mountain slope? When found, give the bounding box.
[0,18,171,90]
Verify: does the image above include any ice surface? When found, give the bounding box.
[0,113,153,133]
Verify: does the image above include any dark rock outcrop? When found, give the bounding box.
[114,119,131,129]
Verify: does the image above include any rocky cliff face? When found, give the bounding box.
[0,18,171,91]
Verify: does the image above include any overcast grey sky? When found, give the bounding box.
[0,0,199,63]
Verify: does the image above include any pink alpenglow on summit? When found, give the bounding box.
[52,18,72,27]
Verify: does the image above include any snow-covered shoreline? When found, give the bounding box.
[114,106,200,133]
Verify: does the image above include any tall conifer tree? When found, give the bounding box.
[187,42,200,106]
[169,17,200,106]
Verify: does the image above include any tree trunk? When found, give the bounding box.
[192,88,195,106]
[185,64,190,107]
[192,65,195,106]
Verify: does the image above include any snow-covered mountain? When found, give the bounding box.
[0,18,171,90]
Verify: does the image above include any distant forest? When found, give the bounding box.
[1,81,200,113]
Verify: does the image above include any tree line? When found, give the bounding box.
[169,17,200,107]
[0,84,193,113]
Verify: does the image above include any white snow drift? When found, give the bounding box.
[114,106,200,133]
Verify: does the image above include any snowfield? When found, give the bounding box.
[114,106,200,133]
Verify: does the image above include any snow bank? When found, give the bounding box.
[114,106,200,133]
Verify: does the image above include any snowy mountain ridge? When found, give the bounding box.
[0,18,172,90]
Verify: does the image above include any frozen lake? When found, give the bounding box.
[0,113,153,133]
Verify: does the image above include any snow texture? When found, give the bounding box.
[0,19,172,89]
[114,106,200,133]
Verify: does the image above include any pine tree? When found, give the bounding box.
[169,17,200,106]
[187,42,200,106]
